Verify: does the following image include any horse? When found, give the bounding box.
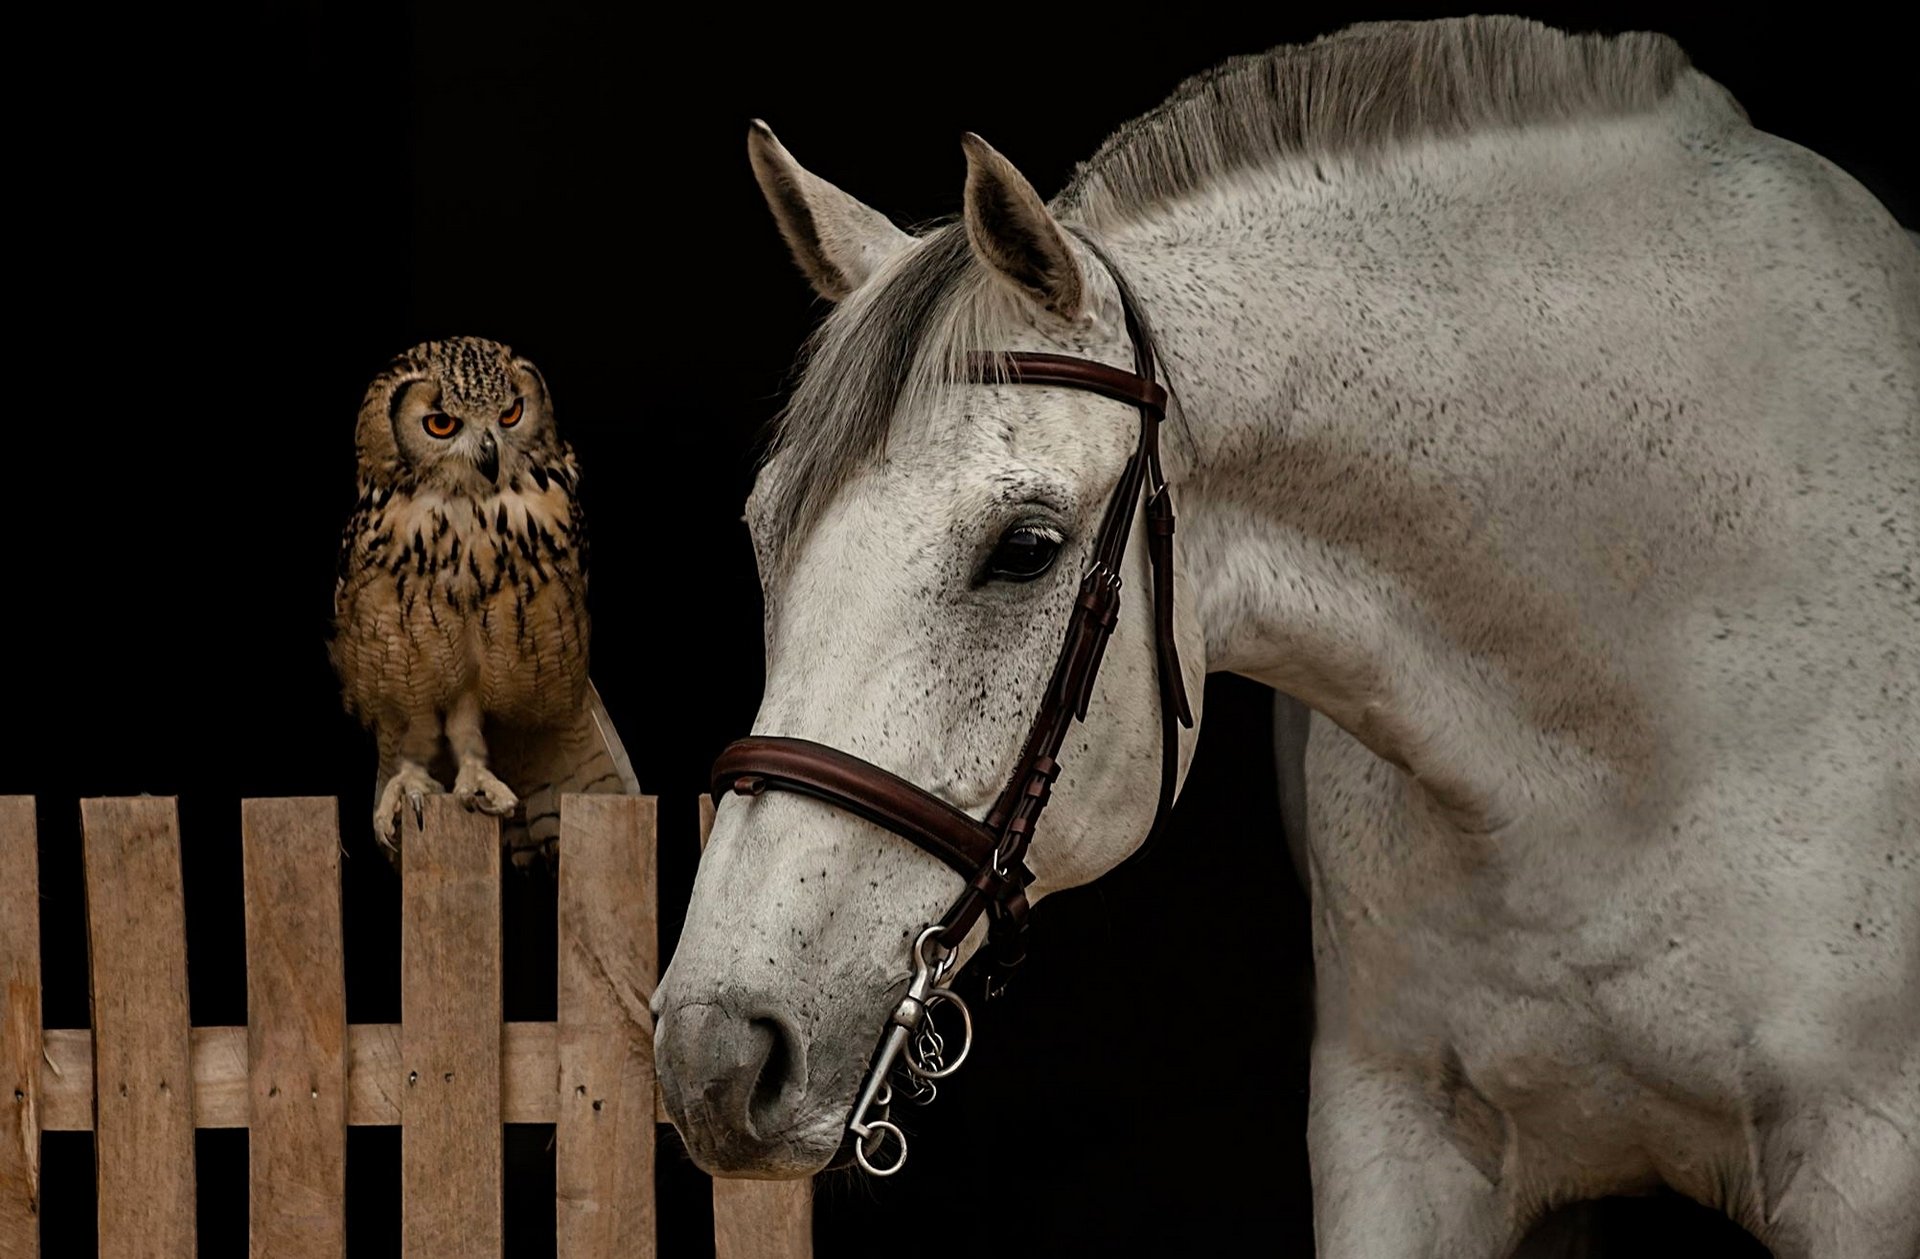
[654,17,1918,1256]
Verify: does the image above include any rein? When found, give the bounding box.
[709,276,1193,1173]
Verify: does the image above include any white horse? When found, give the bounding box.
[655,17,1918,1255]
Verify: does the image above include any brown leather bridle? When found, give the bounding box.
[710,282,1194,973]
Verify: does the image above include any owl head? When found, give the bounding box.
[355,337,564,492]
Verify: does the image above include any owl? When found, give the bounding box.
[331,337,636,861]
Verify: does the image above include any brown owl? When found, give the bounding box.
[331,336,635,861]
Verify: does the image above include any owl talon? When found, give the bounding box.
[375,765,443,849]
[455,764,519,818]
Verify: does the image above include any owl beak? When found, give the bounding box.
[476,431,500,485]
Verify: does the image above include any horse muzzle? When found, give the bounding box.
[655,996,844,1177]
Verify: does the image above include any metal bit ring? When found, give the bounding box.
[854,1119,908,1177]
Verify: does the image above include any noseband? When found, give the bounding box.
[709,278,1193,1174]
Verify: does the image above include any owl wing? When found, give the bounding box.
[489,678,640,867]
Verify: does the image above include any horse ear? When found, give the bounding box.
[748,120,912,301]
[960,133,1085,321]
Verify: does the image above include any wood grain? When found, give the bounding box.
[354,1021,553,1127]
[43,1022,579,1129]
[81,797,196,1258]
[0,798,40,1259]
[699,795,816,1259]
[25,792,733,1253]
[556,794,658,1259]
[400,795,502,1258]
[192,1025,248,1125]
[712,1180,813,1259]
[36,1031,89,1133]
[242,798,347,1259]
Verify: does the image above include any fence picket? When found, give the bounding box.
[713,1181,814,1259]
[400,795,504,1258]
[242,798,348,1259]
[81,797,196,1259]
[556,794,658,1259]
[1,798,40,1259]
[20,791,797,1258]
[698,796,814,1259]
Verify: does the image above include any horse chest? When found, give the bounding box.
[1303,714,1772,1203]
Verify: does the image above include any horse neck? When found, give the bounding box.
[1104,110,1737,833]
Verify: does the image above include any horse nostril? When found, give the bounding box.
[656,1000,812,1158]
[747,1015,799,1133]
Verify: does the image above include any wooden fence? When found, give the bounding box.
[0,794,812,1259]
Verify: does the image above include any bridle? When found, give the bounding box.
[709,271,1194,1175]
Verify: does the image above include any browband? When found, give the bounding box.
[981,351,1170,413]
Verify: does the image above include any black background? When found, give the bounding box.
[10,4,1910,1256]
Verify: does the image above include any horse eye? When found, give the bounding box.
[984,525,1063,582]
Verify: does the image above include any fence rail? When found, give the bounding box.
[0,793,813,1259]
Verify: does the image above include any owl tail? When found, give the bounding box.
[491,679,641,868]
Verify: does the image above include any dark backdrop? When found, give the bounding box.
[10,4,1909,1256]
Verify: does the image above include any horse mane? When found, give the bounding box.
[1056,16,1692,227]
[756,17,1696,557]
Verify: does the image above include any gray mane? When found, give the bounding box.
[758,17,1693,554]
[1057,16,1691,227]
[756,223,991,561]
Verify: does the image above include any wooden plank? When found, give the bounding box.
[81,797,196,1258]
[38,1031,89,1132]
[193,1025,249,1125]
[357,1022,554,1126]
[712,1181,813,1259]
[700,795,816,1259]
[400,795,502,1258]
[1,798,40,1259]
[501,1023,556,1125]
[556,795,657,1259]
[346,1023,415,1127]
[43,1026,317,1132]
[243,798,348,1259]
[41,1022,563,1130]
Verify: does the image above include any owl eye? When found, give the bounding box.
[499,398,524,428]
[423,412,461,439]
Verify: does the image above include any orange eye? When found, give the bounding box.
[499,398,524,428]
[423,412,461,439]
